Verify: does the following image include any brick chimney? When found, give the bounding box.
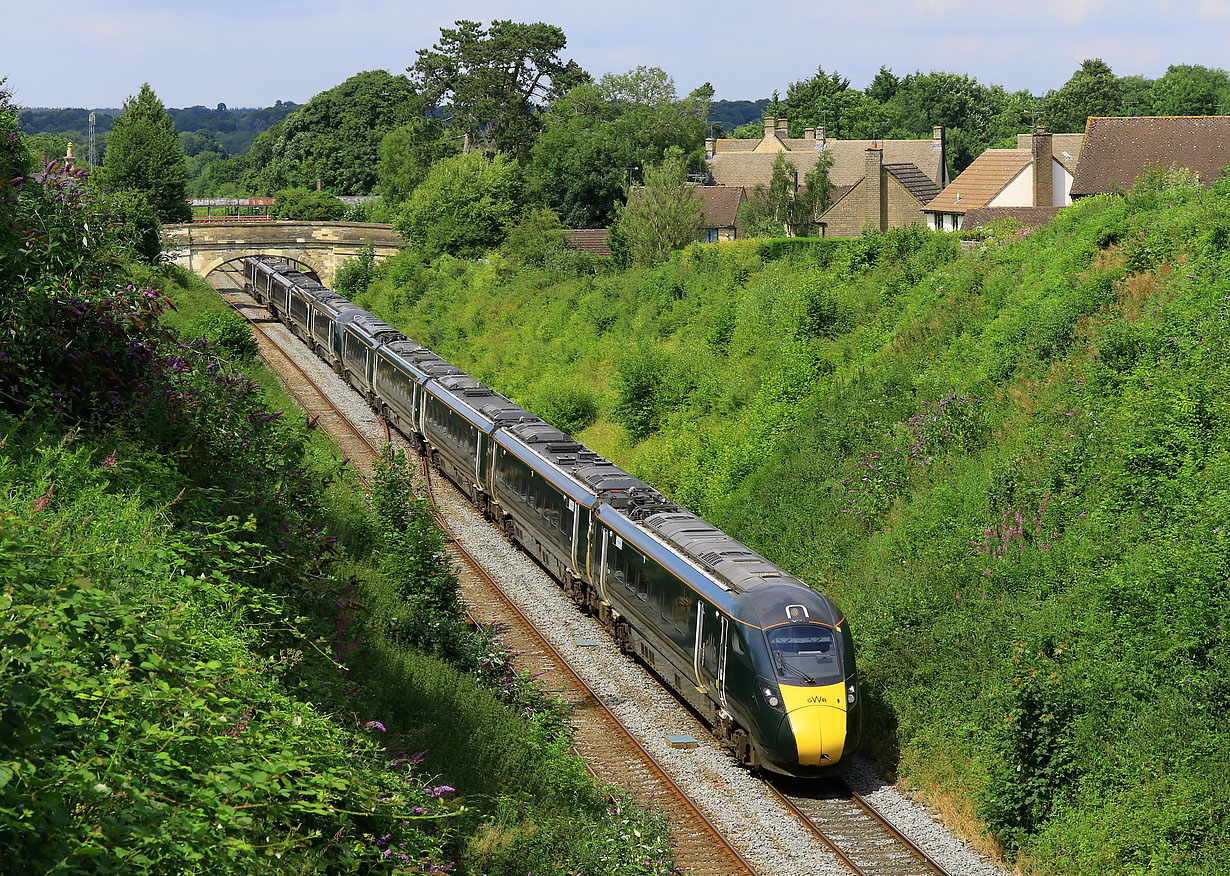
[777,117,789,136]
[865,147,885,231]
[816,126,827,150]
[705,137,717,159]
[763,116,776,139]
[1031,127,1053,206]
[932,125,948,187]
[804,127,815,142]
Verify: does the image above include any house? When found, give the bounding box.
[694,185,744,241]
[705,117,948,235]
[922,129,1083,232]
[621,184,746,244]
[1069,116,1230,197]
[815,147,943,236]
[706,117,949,195]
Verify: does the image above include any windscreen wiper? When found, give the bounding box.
[774,649,816,684]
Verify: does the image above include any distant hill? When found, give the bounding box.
[18,102,300,161]
[709,98,769,137]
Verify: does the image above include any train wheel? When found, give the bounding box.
[733,730,757,768]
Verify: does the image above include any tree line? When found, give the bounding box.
[42,20,1230,266]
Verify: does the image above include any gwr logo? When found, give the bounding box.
[807,696,828,704]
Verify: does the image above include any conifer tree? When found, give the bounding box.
[102,83,191,222]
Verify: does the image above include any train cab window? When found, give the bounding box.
[766,625,842,685]
[730,630,745,656]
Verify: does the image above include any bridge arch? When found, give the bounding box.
[162,221,406,286]
[197,250,327,281]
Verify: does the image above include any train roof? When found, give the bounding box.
[433,375,536,428]
[497,419,664,504]
[344,312,401,341]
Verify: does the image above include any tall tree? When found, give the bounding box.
[1147,64,1230,116]
[1041,59,1124,133]
[377,116,458,207]
[610,147,703,266]
[527,67,710,228]
[101,83,190,223]
[244,71,419,196]
[409,19,588,161]
[783,66,852,136]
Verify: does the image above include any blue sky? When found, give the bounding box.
[4,0,1230,109]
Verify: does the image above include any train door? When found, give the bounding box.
[692,602,705,689]
[569,499,580,572]
[598,528,610,605]
[695,606,728,705]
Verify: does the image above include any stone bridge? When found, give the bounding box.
[162,221,406,283]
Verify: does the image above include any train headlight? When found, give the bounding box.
[847,683,857,706]
[757,676,784,712]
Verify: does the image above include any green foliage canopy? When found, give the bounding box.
[245,71,419,195]
[394,150,524,259]
[610,147,703,267]
[1042,58,1124,133]
[101,83,191,222]
[527,67,711,229]
[377,116,457,207]
[409,19,588,161]
[273,187,347,221]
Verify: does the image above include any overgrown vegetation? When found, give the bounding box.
[1,86,677,876]
[352,167,1230,874]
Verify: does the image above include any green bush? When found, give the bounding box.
[334,243,376,299]
[533,379,600,435]
[190,308,259,360]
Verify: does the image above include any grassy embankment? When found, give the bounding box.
[1,146,676,873]
[355,168,1230,874]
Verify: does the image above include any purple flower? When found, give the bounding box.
[364,720,387,733]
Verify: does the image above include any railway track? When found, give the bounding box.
[207,265,967,876]
[769,780,951,876]
[206,268,759,876]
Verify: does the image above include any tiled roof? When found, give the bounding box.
[710,137,944,190]
[712,138,758,152]
[923,149,1031,214]
[1070,116,1230,197]
[884,163,942,205]
[626,185,744,229]
[562,229,611,257]
[1015,132,1085,173]
[695,185,743,227]
[961,206,1063,230]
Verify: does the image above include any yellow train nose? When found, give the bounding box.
[778,682,848,766]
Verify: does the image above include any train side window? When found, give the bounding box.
[636,571,648,601]
[730,630,745,656]
[673,597,690,631]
